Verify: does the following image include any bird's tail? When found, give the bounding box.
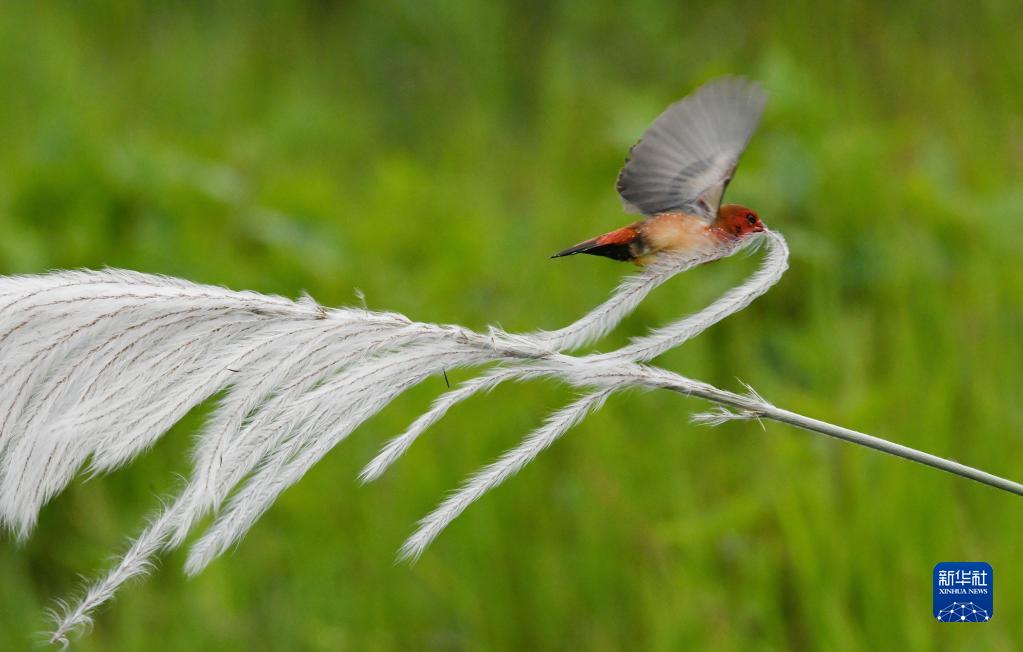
[551,225,643,262]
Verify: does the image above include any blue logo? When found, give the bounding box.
[933,562,993,622]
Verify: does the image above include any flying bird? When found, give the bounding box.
[553,77,767,265]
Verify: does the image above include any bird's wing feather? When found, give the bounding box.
[616,77,767,221]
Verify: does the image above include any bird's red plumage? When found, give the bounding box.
[595,226,640,246]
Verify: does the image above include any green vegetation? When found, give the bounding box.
[1,1,1022,649]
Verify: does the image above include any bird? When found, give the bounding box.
[552,77,768,265]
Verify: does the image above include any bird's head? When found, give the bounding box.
[715,204,766,239]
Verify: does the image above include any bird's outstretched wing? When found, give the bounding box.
[616,77,767,221]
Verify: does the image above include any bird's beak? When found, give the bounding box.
[754,221,766,233]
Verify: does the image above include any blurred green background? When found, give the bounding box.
[2,1,1022,649]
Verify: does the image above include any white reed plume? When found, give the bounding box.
[1,231,1020,649]
[399,389,616,562]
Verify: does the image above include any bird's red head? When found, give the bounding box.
[715,204,766,239]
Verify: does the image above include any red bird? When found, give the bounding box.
[553,77,767,265]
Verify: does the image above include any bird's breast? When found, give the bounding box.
[640,213,718,255]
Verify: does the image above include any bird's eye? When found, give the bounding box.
[746,213,757,225]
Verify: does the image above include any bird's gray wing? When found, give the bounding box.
[616,77,767,221]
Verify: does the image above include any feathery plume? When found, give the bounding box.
[1,232,1020,647]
